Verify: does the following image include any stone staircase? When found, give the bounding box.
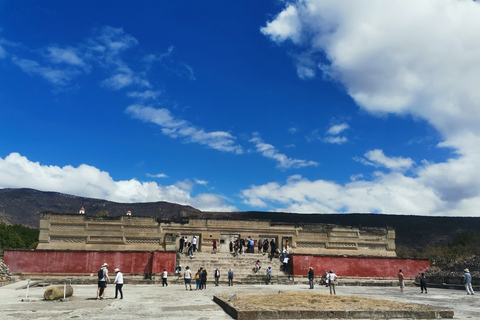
[170,251,293,285]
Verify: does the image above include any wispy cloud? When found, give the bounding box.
[11,57,80,86]
[125,105,243,154]
[355,149,415,171]
[146,173,168,178]
[327,123,349,135]
[194,179,208,186]
[127,90,162,101]
[250,133,318,169]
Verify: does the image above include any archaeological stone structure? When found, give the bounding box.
[37,212,396,257]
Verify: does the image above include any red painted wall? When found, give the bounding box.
[4,250,176,275]
[291,254,430,279]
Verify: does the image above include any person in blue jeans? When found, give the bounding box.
[464,268,475,295]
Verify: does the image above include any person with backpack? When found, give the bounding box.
[96,262,110,300]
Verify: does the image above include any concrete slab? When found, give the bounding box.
[0,282,478,319]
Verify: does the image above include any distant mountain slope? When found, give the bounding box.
[1,188,479,251]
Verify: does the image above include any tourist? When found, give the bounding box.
[240,238,245,254]
[322,270,329,287]
[419,273,427,293]
[398,269,405,293]
[175,265,182,276]
[464,268,475,295]
[229,241,233,253]
[187,242,194,258]
[281,248,286,261]
[270,239,276,255]
[257,239,263,254]
[213,239,218,254]
[162,268,168,287]
[283,255,289,274]
[328,269,338,295]
[255,260,261,274]
[179,237,184,253]
[97,262,110,300]
[192,236,197,252]
[285,239,290,251]
[308,267,314,289]
[266,266,272,284]
[228,268,234,286]
[195,268,202,290]
[113,268,123,299]
[263,240,269,255]
[214,267,220,286]
[201,268,207,290]
[184,266,192,290]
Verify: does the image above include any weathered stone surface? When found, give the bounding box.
[43,284,73,300]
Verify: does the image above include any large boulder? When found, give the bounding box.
[43,284,74,300]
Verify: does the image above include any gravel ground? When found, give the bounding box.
[1,280,479,319]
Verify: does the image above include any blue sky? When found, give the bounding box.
[1,0,479,216]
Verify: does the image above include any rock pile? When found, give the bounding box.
[425,255,480,278]
[0,256,13,283]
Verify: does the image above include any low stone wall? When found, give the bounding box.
[4,250,176,276]
[290,254,430,278]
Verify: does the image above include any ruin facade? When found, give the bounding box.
[37,212,396,257]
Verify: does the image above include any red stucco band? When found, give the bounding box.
[291,254,430,279]
[4,250,176,274]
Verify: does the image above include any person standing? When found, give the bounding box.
[270,239,276,255]
[398,269,405,293]
[162,269,168,287]
[283,255,289,274]
[113,268,123,299]
[328,269,337,295]
[201,269,207,290]
[195,268,202,290]
[266,266,272,284]
[96,262,110,300]
[187,242,194,258]
[228,268,234,286]
[464,268,475,295]
[213,240,218,254]
[419,273,427,293]
[179,237,184,253]
[214,267,220,286]
[308,267,315,289]
[184,266,192,291]
[192,236,197,252]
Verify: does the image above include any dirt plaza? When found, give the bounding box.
[1,280,479,319]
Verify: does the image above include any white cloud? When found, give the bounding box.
[257,0,480,216]
[327,123,349,135]
[127,90,162,101]
[194,179,209,186]
[250,133,318,169]
[324,136,347,145]
[125,104,243,154]
[46,46,86,67]
[0,153,236,212]
[360,149,415,171]
[146,173,168,178]
[11,57,79,85]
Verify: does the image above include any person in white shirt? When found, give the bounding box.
[184,266,192,290]
[283,256,289,273]
[113,268,124,299]
[162,269,168,287]
[328,269,338,295]
[192,236,197,252]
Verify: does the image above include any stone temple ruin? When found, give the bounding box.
[37,212,396,257]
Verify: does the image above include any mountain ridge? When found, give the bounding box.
[1,188,480,251]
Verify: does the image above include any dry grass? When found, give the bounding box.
[225,291,434,312]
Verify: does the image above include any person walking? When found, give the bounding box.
[328,269,337,295]
[255,260,261,274]
[113,268,124,299]
[464,268,475,295]
[398,269,405,293]
[214,267,220,286]
[162,269,168,287]
[419,273,427,293]
[308,267,315,289]
[213,240,218,254]
[228,268,234,286]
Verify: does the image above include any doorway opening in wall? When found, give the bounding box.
[220,234,239,253]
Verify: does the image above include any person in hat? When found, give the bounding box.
[463,268,475,295]
[97,262,111,300]
[113,268,123,299]
[328,269,338,295]
[308,267,315,289]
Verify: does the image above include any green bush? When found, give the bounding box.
[0,222,39,251]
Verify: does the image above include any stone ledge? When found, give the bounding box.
[213,295,454,320]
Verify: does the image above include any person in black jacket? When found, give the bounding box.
[308,267,315,289]
[201,269,207,290]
